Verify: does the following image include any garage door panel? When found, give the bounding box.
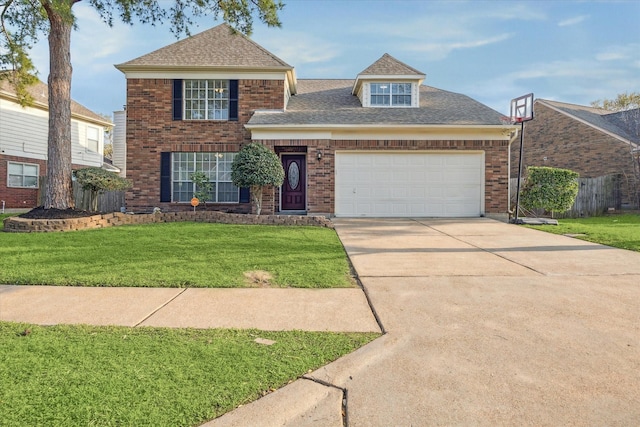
[335,152,483,218]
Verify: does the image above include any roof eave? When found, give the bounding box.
[114,64,294,74]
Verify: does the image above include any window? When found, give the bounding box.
[8,162,39,188]
[86,127,100,152]
[184,80,229,120]
[370,83,412,107]
[171,152,239,203]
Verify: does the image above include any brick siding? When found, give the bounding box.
[510,103,638,206]
[0,155,47,208]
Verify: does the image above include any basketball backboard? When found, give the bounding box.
[510,93,534,123]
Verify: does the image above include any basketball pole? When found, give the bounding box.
[513,120,525,224]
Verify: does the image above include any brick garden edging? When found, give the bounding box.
[3,211,333,233]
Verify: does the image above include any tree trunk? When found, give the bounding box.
[44,3,74,210]
[251,185,263,215]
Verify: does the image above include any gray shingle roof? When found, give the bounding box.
[0,73,112,125]
[540,99,640,144]
[116,23,292,69]
[358,53,425,77]
[248,79,507,126]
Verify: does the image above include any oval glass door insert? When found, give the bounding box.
[288,161,300,190]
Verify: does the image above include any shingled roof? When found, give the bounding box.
[358,53,425,77]
[115,23,292,70]
[248,79,506,127]
[0,74,112,126]
[539,99,640,144]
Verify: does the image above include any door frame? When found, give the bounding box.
[280,153,307,213]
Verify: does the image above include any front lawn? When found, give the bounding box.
[0,222,354,288]
[0,322,379,426]
[527,214,640,251]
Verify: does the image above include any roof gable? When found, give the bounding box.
[0,74,112,126]
[115,23,292,70]
[538,99,639,144]
[358,53,425,77]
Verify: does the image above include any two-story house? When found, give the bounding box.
[116,24,517,218]
[0,74,113,209]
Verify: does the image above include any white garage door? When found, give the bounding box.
[335,152,484,217]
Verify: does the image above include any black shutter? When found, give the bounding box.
[172,79,183,121]
[229,79,238,121]
[160,152,172,202]
[239,187,250,203]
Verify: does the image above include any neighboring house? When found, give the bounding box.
[115,24,517,218]
[0,74,113,208]
[511,99,640,208]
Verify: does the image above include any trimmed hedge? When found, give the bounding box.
[520,166,579,214]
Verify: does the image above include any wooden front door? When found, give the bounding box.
[281,155,306,211]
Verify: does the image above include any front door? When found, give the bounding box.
[281,155,306,211]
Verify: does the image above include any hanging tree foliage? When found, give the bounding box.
[0,0,284,211]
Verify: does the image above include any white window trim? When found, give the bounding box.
[170,152,239,203]
[183,79,230,121]
[86,126,100,153]
[7,161,40,188]
[364,82,418,108]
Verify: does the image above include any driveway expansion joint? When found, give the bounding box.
[134,287,189,327]
[300,376,349,427]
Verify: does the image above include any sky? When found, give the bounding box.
[25,0,640,119]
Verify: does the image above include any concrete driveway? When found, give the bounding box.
[209,217,640,426]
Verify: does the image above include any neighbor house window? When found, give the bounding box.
[171,152,238,202]
[8,162,39,188]
[370,83,412,106]
[184,80,229,120]
[86,126,100,152]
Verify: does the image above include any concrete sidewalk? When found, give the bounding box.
[0,286,380,332]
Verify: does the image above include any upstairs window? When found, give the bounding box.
[184,80,229,120]
[370,83,412,107]
[86,126,100,153]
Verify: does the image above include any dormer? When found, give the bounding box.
[352,53,426,108]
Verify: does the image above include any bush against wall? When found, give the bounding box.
[75,167,132,212]
[520,166,579,216]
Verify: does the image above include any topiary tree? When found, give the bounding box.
[75,167,132,212]
[231,143,284,215]
[520,166,579,217]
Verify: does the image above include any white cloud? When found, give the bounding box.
[596,43,640,62]
[558,15,588,27]
[406,33,513,60]
[257,31,341,67]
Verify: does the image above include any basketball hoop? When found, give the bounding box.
[510,93,534,124]
[510,93,534,223]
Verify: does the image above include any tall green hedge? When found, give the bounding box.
[520,166,579,214]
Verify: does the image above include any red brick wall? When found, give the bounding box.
[510,103,638,206]
[124,78,285,212]
[0,155,47,208]
[260,139,510,215]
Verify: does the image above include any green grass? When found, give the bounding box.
[526,214,640,251]
[0,222,354,288]
[0,322,379,426]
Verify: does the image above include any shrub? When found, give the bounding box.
[231,143,284,215]
[190,171,213,207]
[75,167,131,212]
[520,166,579,215]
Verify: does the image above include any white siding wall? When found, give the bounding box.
[112,110,127,177]
[0,98,103,167]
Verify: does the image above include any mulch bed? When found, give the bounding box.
[19,207,97,220]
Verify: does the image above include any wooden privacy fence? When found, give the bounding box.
[510,174,622,218]
[38,177,126,213]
